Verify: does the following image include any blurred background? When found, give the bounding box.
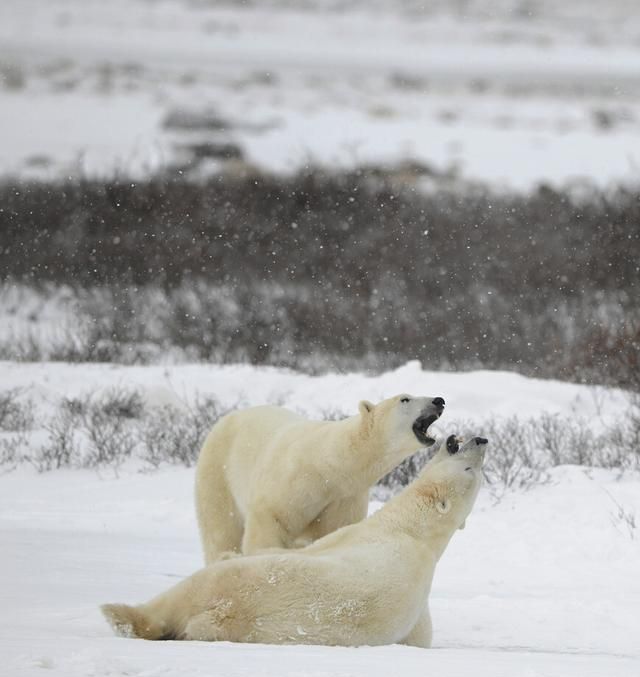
[1,0,638,386]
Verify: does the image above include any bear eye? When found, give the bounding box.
[400,397,410,403]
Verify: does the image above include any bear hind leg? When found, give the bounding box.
[101,603,172,640]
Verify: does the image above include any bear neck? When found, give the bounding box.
[370,480,462,562]
[317,414,389,492]
[352,414,402,490]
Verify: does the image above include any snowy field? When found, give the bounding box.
[2,5,639,673]
[2,361,639,676]
[2,0,640,189]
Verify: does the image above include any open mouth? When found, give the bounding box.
[412,413,439,446]
[446,434,461,454]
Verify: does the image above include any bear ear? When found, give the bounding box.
[359,400,375,416]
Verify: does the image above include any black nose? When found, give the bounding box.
[474,437,488,446]
[432,397,445,409]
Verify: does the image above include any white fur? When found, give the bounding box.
[102,436,485,648]
[195,394,444,562]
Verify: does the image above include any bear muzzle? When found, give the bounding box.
[412,413,440,446]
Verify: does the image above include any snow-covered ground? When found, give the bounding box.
[2,0,640,189]
[0,359,631,429]
[2,361,639,675]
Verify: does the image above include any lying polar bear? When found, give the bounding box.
[195,393,445,562]
[102,434,487,648]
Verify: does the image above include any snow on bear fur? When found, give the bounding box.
[102,435,487,648]
[194,394,445,562]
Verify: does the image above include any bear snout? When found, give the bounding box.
[474,437,489,446]
[431,397,445,413]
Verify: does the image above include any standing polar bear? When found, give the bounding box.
[195,393,445,562]
[102,434,487,647]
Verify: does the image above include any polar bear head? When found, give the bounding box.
[418,434,488,531]
[358,394,445,451]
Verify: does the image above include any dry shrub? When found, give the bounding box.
[138,395,236,468]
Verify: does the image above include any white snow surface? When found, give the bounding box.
[0,358,631,428]
[2,0,640,189]
[2,360,640,675]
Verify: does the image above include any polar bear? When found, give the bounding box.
[102,434,487,647]
[194,394,445,562]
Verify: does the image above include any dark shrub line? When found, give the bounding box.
[1,169,638,385]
